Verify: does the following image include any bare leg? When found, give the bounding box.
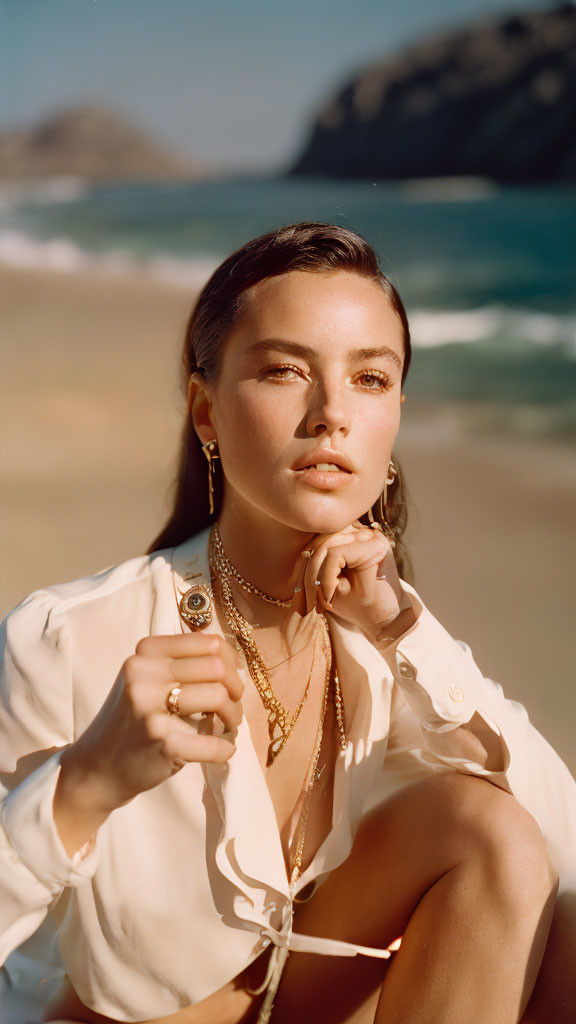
[271,772,557,1024]
[373,833,556,1023]
[520,891,576,1024]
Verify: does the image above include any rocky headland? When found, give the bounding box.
[290,3,576,182]
[0,106,203,183]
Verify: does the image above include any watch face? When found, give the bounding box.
[179,583,214,630]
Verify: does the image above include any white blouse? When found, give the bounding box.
[1,526,575,1022]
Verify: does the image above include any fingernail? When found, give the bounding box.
[314,580,321,587]
[294,586,302,593]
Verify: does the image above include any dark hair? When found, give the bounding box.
[147,221,414,583]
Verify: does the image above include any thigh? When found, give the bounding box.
[521,891,576,1024]
[272,770,542,1023]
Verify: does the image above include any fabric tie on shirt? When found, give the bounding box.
[249,899,393,1024]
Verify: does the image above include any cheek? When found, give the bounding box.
[359,399,401,457]
[217,386,294,458]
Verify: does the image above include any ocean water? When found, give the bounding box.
[2,174,575,439]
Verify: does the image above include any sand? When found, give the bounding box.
[1,265,574,772]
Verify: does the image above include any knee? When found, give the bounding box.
[441,773,558,909]
[520,892,576,1022]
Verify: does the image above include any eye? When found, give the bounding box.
[356,371,394,392]
[261,363,308,382]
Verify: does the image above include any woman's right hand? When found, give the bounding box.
[54,633,244,855]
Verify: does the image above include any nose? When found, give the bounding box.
[305,377,351,438]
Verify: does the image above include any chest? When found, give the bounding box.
[241,653,342,876]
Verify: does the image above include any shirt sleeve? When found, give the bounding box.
[378,580,576,895]
[0,592,100,965]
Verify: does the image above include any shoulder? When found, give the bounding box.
[1,529,212,664]
[1,547,176,651]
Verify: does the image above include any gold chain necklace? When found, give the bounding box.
[202,526,349,1021]
[208,525,323,765]
[251,639,335,1024]
[207,524,347,763]
[210,521,315,669]
[289,650,332,882]
[211,523,292,607]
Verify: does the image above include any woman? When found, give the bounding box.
[0,222,574,1024]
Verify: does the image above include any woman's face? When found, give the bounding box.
[194,269,406,536]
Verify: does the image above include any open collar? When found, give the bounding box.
[168,527,394,903]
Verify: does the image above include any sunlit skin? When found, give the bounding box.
[189,269,411,642]
[46,269,568,1024]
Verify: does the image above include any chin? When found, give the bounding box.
[273,498,367,536]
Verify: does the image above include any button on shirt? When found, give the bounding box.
[0,527,575,1022]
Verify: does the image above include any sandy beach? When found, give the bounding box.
[1,265,574,772]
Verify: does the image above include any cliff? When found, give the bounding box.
[290,3,576,182]
[0,106,203,182]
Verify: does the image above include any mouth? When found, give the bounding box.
[291,448,355,489]
[292,449,354,472]
[293,464,353,490]
[301,462,351,473]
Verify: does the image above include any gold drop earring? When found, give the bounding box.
[367,460,398,546]
[201,439,220,517]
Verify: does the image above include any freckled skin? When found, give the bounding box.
[192,269,406,540]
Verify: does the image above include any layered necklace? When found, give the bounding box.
[208,522,347,767]
[202,524,348,1023]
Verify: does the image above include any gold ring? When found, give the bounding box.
[166,685,182,716]
[301,549,313,560]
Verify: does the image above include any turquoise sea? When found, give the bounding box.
[1,174,575,438]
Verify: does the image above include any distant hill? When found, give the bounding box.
[290,3,576,183]
[0,106,204,182]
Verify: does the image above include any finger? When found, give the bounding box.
[337,533,390,569]
[305,544,346,612]
[205,632,245,673]
[288,549,310,616]
[135,633,224,660]
[163,720,237,765]
[287,529,371,616]
[167,653,244,702]
[173,681,243,733]
[306,532,375,609]
[136,631,243,677]
[298,535,343,612]
[315,546,350,609]
[340,538,391,604]
[288,541,324,617]
[321,535,390,607]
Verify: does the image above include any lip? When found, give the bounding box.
[292,466,354,491]
[292,449,354,473]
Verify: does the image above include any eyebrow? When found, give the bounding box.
[246,338,403,371]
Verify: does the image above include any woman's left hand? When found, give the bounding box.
[289,522,414,642]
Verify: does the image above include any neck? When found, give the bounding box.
[216,497,315,603]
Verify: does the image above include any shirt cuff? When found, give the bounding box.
[1,750,100,893]
[377,581,479,731]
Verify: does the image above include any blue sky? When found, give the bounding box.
[0,0,557,172]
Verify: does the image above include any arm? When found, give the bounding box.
[0,593,100,965]
[293,523,576,892]
[378,580,576,894]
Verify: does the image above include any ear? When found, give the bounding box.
[188,372,217,445]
